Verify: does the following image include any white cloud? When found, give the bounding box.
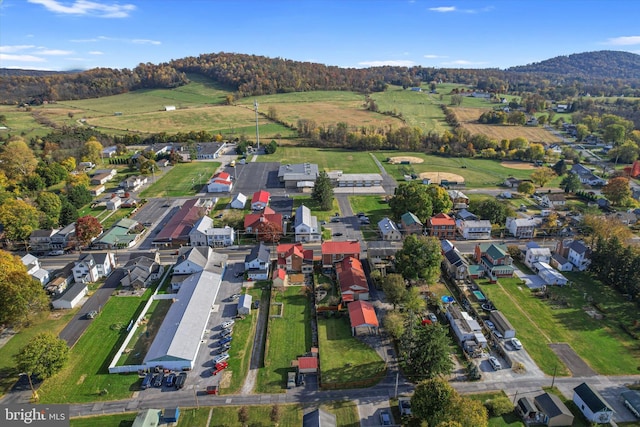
[0,45,36,53]
[424,54,448,59]
[89,50,104,55]
[605,36,640,46]
[0,53,46,62]
[28,0,136,18]
[71,35,160,45]
[37,49,74,55]
[358,60,416,67]
[132,39,161,45]
[441,59,488,66]
[429,6,456,12]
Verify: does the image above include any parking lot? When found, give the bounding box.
[226,161,282,196]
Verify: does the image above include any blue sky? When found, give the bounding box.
[1,0,639,71]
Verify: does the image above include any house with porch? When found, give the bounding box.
[189,216,235,247]
[293,204,321,242]
[524,243,551,269]
[506,217,538,239]
[244,243,271,281]
[556,239,591,271]
[474,243,514,282]
[72,252,115,284]
[428,213,456,239]
[573,383,614,424]
[456,219,492,240]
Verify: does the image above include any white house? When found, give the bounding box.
[293,204,321,242]
[457,219,492,240]
[524,245,551,269]
[541,193,566,208]
[72,252,115,284]
[51,283,88,309]
[378,217,402,241]
[506,217,538,239]
[106,196,122,211]
[189,216,235,247]
[21,254,50,285]
[244,243,270,280]
[573,383,614,424]
[230,193,247,209]
[207,172,233,193]
[567,240,591,271]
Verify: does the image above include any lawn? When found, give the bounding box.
[0,309,80,397]
[292,195,340,222]
[257,146,379,174]
[140,162,220,198]
[479,274,640,376]
[348,195,392,240]
[37,289,153,403]
[116,299,172,366]
[70,413,136,427]
[466,391,524,427]
[318,316,386,385]
[256,286,311,393]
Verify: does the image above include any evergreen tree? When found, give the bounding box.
[312,171,334,210]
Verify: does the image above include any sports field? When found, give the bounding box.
[257,146,379,174]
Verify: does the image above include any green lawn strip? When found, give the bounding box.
[70,413,136,427]
[466,391,525,427]
[0,309,80,397]
[117,299,172,366]
[257,146,378,174]
[223,288,261,394]
[318,316,386,384]
[38,289,153,403]
[292,195,340,222]
[140,162,220,198]
[348,195,392,223]
[207,404,301,427]
[256,286,310,393]
[320,400,361,426]
[100,207,135,229]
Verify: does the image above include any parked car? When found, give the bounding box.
[219,336,232,345]
[508,337,523,350]
[212,361,228,376]
[48,250,64,256]
[221,320,235,329]
[253,300,260,309]
[165,373,176,387]
[220,328,233,338]
[213,353,230,365]
[427,313,438,323]
[357,212,366,217]
[398,397,412,416]
[175,372,187,389]
[485,320,496,330]
[492,330,504,340]
[206,385,219,395]
[488,356,502,371]
[379,410,392,426]
[218,343,231,353]
[141,372,153,390]
[287,371,296,389]
[330,217,340,223]
[152,373,164,387]
[333,232,343,237]
[229,293,241,300]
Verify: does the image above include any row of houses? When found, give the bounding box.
[376,212,493,241]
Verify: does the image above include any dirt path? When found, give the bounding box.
[495,281,552,342]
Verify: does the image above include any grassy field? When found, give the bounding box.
[37,290,153,403]
[140,162,220,198]
[318,316,386,384]
[466,391,524,427]
[258,146,379,174]
[256,286,312,393]
[348,195,392,240]
[479,274,640,376]
[292,195,340,222]
[116,299,171,366]
[0,309,81,397]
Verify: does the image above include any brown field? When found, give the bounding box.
[419,172,465,183]
[500,161,536,170]
[389,156,424,164]
[454,107,563,143]
[271,101,403,129]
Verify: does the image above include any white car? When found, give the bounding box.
[485,320,495,330]
[509,338,523,350]
[492,329,504,340]
[488,356,502,371]
[221,320,235,329]
[213,353,229,365]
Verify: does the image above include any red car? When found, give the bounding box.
[212,361,229,376]
[206,385,219,395]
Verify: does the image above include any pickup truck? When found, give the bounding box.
[212,361,228,376]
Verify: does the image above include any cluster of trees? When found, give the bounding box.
[590,235,640,299]
[0,251,49,328]
[478,110,527,126]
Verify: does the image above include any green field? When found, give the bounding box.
[348,195,392,240]
[318,316,386,384]
[258,146,379,174]
[38,290,153,403]
[480,274,640,376]
[140,162,220,197]
[256,286,311,393]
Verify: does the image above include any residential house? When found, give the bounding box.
[474,243,514,281]
[21,254,50,285]
[442,247,469,281]
[294,204,321,242]
[457,219,492,240]
[120,175,148,191]
[541,193,567,208]
[276,243,314,274]
[189,216,235,247]
[90,185,105,196]
[153,198,214,247]
[366,240,402,273]
[120,256,163,289]
[92,217,141,250]
[556,239,591,271]
[303,408,337,427]
[550,253,573,272]
[90,169,117,186]
[272,268,288,288]
[448,190,469,209]
[102,146,118,158]
[230,193,247,209]
[517,393,574,427]
[207,171,233,193]
[336,257,369,301]
[50,223,75,250]
[445,304,487,353]
[506,217,538,239]
[348,300,378,335]
[321,241,361,269]
[106,196,122,211]
[607,211,638,226]
[51,282,88,309]
[524,244,552,269]
[428,213,456,240]
[378,217,402,241]
[570,164,607,186]
[251,190,270,210]
[30,229,59,252]
[278,163,319,189]
[244,208,283,239]
[455,209,477,222]
[244,243,271,280]
[45,263,74,296]
[72,252,115,283]
[400,211,423,235]
[573,383,614,424]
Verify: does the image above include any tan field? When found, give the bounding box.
[389,156,424,164]
[454,107,563,143]
[419,172,465,183]
[500,161,536,170]
[272,101,403,129]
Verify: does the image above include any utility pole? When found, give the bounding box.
[254,99,260,150]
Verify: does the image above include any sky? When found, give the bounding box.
[1,0,639,72]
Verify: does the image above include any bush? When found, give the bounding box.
[485,396,513,417]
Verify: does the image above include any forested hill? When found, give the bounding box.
[508,50,640,80]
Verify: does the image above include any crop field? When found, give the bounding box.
[258,146,378,174]
[454,107,563,143]
[140,162,219,198]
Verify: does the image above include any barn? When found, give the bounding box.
[237,294,252,315]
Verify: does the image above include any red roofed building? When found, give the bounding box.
[272,268,288,288]
[251,190,270,210]
[276,243,314,273]
[624,160,640,178]
[348,300,379,335]
[207,171,233,193]
[336,257,369,301]
[244,207,282,232]
[321,241,361,268]
[296,356,318,374]
[428,213,456,239]
[152,198,213,247]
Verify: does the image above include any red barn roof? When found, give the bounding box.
[297,356,318,370]
[348,300,379,328]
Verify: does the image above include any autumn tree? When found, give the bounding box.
[75,215,102,247]
[602,177,632,206]
[426,184,453,214]
[381,273,407,309]
[312,171,334,211]
[389,182,433,224]
[517,181,535,195]
[530,167,557,187]
[14,333,69,400]
[256,221,282,243]
[0,199,40,243]
[0,251,49,328]
[581,214,633,246]
[82,137,103,165]
[395,235,442,283]
[0,138,38,182]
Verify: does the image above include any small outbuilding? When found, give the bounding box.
[272,268,288,288]
[348,300,379,335]
[296,356,318,374]
[303,408,337,427]
[132,409,161,427]
[231,193,247,209]
[162,407,180,423]
[51,283,88,309]
[573,382,614,424]
[237,294,253,315]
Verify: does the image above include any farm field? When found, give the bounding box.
[373,151,540,187]
[37,289,152,403]
[454,107,563,143]
[140,162,220,198]
[479,275,640,376]
[258,146,379,174]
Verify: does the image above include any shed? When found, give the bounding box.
[51,283,88,309]
[272,268,288,288]
[348,300,379,335]
[489,310,516,339]
[231,193,247,209]
[573,382,614,424]
[296,356,318,374]
[162,407,180,423]
[302,408,337,427]
[621,390,640,418]
[237,294,252,315]
[534,392,574,426]
[132,409,161,427]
